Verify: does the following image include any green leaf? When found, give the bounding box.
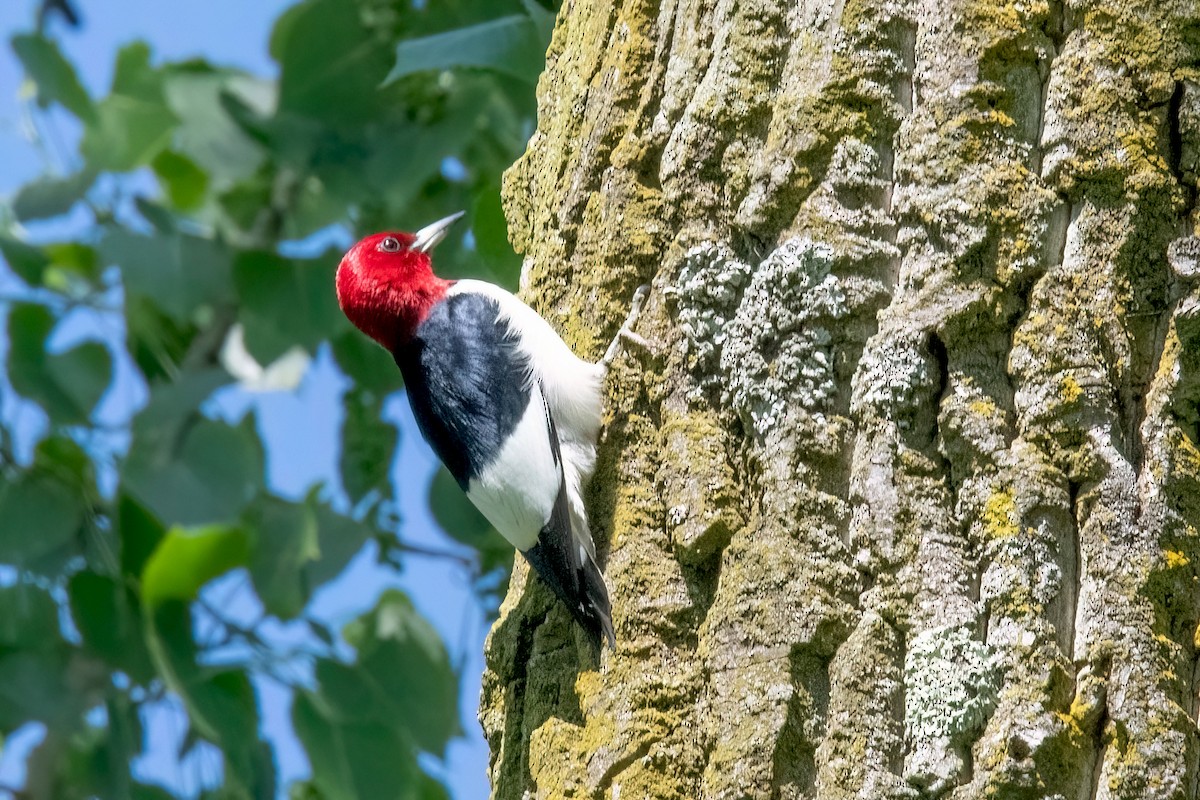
[43,241,101,281]
[245,496,320,620]
[304,503,371,590]
[272,0,394,125]
[122,371,248,525]
[12,168,96,222]
[340,388,398,504]
[321,590,460,754]
[7,304,112,424]
[151,150,208,210]
[51,340,111,418]
[0,583,59,650]
[132,785,176,800]
[68,571,155,683]
[82,97,178,171]
[125,415,264,527]
[385,15,547,85]
[134,197,179,233]
[280,172,346,241]
[429,466,508,573]
[0,236,50,284]
[123,297,201,382]
[0,586,76,731]
[216,178,272,232]
[470,184,521,282]
[331,331,402,394]
[118,492,166,576]
[11,33,94,119]
[130,368,228,435]
[244,495,373,617]
[417,774,452,800]
[521,0,557,45]
[30,434,97,502]
[162,68,270,182]
[292,691,418,800]
[62,693,144,799]
[0,652,76,731]
[360,81,507,213]
[81,42,179,171]
[141,524,250,607]
[101,228,233,322]
[3,437,101,576]
[233,250,348,362]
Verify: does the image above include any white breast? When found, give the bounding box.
[465,384,559,551]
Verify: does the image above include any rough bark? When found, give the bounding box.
[482,0,1200,798]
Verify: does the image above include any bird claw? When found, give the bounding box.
[602,284,653,369]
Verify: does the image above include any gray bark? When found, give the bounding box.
[483,0,1200,798]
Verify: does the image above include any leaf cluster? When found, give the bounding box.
[0,0,546,796]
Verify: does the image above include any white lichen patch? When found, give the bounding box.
[667,242,752,396]
[904,624,1000,740]
[903,624,1001,792]
[850,332,934,426]
[721,238,844,436]
[1168,236,1200,279]
[668,238,846,438]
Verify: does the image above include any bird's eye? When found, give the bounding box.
[378,236,401,253]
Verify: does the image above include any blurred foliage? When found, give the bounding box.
[0,0,546,795]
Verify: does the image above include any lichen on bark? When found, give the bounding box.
[482,0,1200,798]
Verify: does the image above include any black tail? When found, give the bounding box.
[522,483,615,647]
[580,552,615,647]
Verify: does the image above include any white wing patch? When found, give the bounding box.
[465,382,560,551]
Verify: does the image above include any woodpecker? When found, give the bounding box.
[335,212,648,647]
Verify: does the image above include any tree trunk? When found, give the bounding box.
[481,0,1200,797]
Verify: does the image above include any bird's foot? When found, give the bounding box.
[601,284,652,369]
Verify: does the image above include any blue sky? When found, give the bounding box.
[0,1,493,797]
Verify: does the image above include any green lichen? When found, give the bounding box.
[666,237,848,439]
[664,242,751,397]
[658,411,743,565]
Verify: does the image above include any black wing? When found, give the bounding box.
[395,292,531,487]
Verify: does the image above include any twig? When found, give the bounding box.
[178,304,238,373]
[375,534,476,570]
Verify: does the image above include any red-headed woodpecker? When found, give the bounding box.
[335,212,648,647]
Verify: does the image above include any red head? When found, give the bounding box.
[335,213,463,350]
